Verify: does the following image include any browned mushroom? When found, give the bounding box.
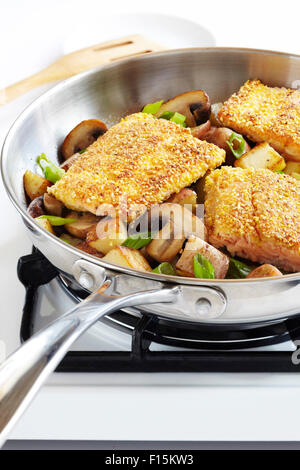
[27,196,44,218]
[166,188,197,209]
[61,119,108,160]
[190,120,211,139]
[65,211,100,239]
[156,90,211,127]
[43,193,63,216]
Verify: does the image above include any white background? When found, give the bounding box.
[1,0,300,444]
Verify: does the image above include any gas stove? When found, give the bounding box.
[18,248,300,373]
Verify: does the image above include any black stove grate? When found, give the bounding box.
[17,248,300,373]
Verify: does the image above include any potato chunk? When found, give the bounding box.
[35,217,55,234]
[86,218,128,254]
[102,246,151,272]
[284,161,300,176]
[65,212,99,239]
[234,143,286,171]
[176,235,229,279]
[24,170,51,200]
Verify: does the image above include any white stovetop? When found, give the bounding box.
[1,0,300,443]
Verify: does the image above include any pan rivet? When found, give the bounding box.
[78,271,95,290]
[195,298,211,315]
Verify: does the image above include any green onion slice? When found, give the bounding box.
[193,253,215,279]
[160,111,187,127]
[122,232,152,250]
[274,170,285,174]
[36,215,77,226]
[37,153,65,183]
[152,262,176,276]
[226,258,253,279]
[142,100,163,115]
[226,132,246,159]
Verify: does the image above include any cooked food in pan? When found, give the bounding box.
[23,80,300,280]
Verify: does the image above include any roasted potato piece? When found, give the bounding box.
[156,90,211,127]
[65,211,99,239]
[43,193,63,216]
[291,172,300,181]
[24,170,51,201]
[234,142,286,171]
[284,161,300,176]
[246,264,282,278]
[176,235,229,279]
[27,196,44,218]
[166,188,197,209]
[146,221,186,263]
[76,241,104,259]
[61,119,107,160]
[35,217,55,234]
[102,246,152,272]
[86,218,128,254]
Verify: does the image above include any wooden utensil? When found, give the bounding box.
[0,35,165,105]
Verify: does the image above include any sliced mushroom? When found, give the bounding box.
[209,102,223,127]
[76,241,104,259]
[246,264,283,278]
[176,235,229,279]
[102,246,152,272]
[86,218,128,254]
[60,153,79,171]
[156,90,211,127]
[61,119,108,160]
[43,193,63,216]
[65,211,100,239]
[27,196,44,218]
[147,203,206,263]
[190,120,211,139]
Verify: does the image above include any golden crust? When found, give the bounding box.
[49,113,225,218]
[218,79,300,162]
[204,167,300,271]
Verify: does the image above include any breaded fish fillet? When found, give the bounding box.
[218,79,300,162]
[205,167,300,272]
[49,113,225,218]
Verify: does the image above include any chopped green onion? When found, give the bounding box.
[152,262,176,275]
[160,111,187,127]
[274,170,285,174]
[226,132,246,159]
[79,148,86,154]
[37,153,65,183]
[122,232,152,250]
[36,215,77,226]
[226,258,253,279]
[193,253,215,279]
[142,100,163,115]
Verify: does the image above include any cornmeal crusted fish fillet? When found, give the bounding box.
[218,79,300,162]
[205,167,300,272]
[49,113,225,217]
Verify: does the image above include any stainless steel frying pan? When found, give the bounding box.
[1,47,300,444]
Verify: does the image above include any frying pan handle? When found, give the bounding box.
[0,284,179,447]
